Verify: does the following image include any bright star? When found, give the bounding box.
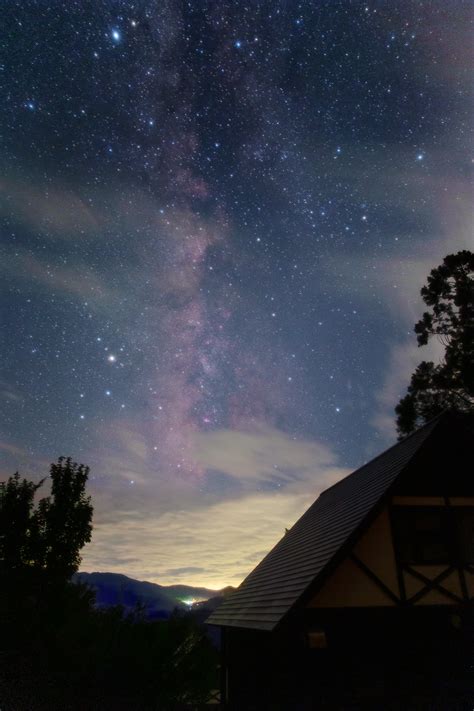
[107,354,116,362]
[235,40,242,48]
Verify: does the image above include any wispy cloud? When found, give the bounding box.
[193,424,343,490]
[1,249,123,315]
[0,380,24,404]
[82,487,324,589]
[80,421,349,588]
[0,440,29,459]
[370,188,473,438]
[0,176,98,238]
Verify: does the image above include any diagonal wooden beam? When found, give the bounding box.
[444,495,470,602]
[388,500,407,603]
[349,554,401,605]
[405,565,463,604]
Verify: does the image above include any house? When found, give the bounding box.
[207,412,474,709]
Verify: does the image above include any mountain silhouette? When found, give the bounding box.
[74,572,225,619]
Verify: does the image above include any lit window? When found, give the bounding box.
[307,630,327,649]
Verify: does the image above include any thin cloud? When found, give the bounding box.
[193,424,342,489]
[80,421,349,588]
[81,487,327,589]
[0,177,98,238]
[1,249,123,315]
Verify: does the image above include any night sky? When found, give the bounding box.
[1,1,473,588]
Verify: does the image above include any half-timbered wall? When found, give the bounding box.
[308,497,474,609]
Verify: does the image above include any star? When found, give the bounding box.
[2,0,469,593]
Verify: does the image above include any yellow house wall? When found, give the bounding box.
[308,498,474,609]
[308,506,398,608]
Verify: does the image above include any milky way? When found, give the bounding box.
[1,2,472,587]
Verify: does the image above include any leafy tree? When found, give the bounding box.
[0,456,93,580]
[0,460,219,708]
[396,250,474,437]
[0,472,43,570]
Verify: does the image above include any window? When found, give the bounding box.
[392,507,451,565]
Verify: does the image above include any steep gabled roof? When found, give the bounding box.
[207,415,445,631]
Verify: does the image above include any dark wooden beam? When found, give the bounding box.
[405,565,464,605]
[444,495,470,602]
[388,499,407,604]
[349,553,401,605]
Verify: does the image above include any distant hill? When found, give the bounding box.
[189,586,236,624]
[187,586,237,647]
[162,583,224,602]
[73,572,227,619]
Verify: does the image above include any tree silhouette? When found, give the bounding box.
[1,459,218,708]
[0,456,93,580]
[0,472,43,570]
[396,250,474,437]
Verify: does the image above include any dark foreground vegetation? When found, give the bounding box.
[0,458,218,710]
[395,250,474,436]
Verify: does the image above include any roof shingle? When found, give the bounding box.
[207,416,443,630]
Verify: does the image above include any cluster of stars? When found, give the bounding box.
[2,0,470,487]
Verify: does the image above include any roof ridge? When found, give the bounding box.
[207,409,460,631]
[317,411,445,499]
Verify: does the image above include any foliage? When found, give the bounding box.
[396,250,474,437]
[0,456,93,579]
[0,460,218,709]
[0,472,43,571]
